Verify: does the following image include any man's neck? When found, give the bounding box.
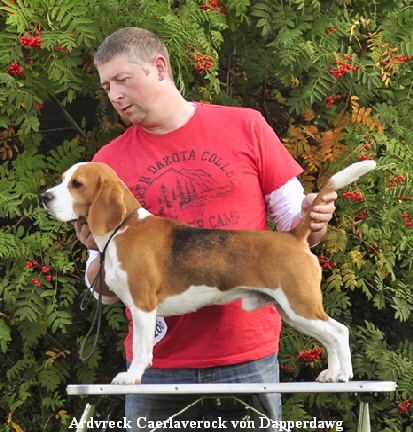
[142,99,196,135]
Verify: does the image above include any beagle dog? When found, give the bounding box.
[42,160,376,385]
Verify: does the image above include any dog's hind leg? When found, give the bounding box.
[313,317,353,383]
[266,288,353,382]
[283,313,353,383]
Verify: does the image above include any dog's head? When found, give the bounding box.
[42,162,132,235]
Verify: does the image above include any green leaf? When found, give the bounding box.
[0,318,12,353]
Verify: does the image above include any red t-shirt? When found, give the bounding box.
[93,102,303,368]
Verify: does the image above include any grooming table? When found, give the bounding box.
[67,381,397,432]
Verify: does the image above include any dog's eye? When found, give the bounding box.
[71,179,83,189]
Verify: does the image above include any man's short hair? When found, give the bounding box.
[94,27,172,77]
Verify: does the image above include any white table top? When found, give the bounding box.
[67,381,397,396]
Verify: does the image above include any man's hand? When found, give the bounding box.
[71,218,116,298]
[71,217,99,250]
[302,192,337,232]
[300,191,337,247]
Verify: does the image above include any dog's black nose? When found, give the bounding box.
[41,191,54,206]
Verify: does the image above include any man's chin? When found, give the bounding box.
[119,109,144,126]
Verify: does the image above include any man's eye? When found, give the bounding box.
[71,180,83,189]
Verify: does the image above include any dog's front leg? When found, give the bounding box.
[112,306,157,385]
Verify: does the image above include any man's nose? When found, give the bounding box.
[108,83,124,104]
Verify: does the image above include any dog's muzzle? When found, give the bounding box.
[41,191,54,211]
[41,190,78,223]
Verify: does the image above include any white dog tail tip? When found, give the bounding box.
[293,160,376,242]
[329,160,376,190]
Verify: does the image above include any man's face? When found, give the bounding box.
[98,53,162,128]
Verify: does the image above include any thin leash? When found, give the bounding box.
[79,207,140,361]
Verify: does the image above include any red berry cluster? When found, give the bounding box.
[357,210,368,221]
[35,102,44,110]
[368,245,381,254]
[26,261,53,287]
[195,55,213,73]
[330,56,358,79]
[327,26,339,33]
[319,255,336,270]
[387,175,410,202]
[202,0,225,14]
[382,55,412,64]
[55,46,70,55]
[401,212,413,227]
[279,364,295,374]
[297,348,322,363]
[6,62,23,76]
[399,400,411,415]
[387,175,406,190]
[342,190,364,202]
[357,144,375,162]
[21,33,42,49]
[325,94,341,109]
[357,154,373,161]
[31,278,42,287]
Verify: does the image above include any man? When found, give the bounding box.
[74,27,336,431]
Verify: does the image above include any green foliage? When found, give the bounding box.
[1,0,413,431]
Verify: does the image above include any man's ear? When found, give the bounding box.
[154,55,168,81]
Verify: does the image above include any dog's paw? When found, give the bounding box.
[111,371,142,385]
[316,369,353,383]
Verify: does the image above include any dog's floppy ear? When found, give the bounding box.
[88,177,127,236]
